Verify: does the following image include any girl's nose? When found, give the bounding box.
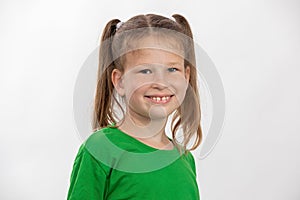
[151,70,169,89]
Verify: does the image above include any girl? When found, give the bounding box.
[67,13,203,200]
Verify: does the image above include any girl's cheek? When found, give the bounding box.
[172,75,189,96]
[169,74,189,86]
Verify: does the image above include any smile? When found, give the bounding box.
[145,95,174,104]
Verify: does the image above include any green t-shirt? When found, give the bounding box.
[67,125,200,200]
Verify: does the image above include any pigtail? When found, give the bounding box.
[172,14,193,39]
[172,14,196,67]
[92,19,120,131]
[171,14,202,153]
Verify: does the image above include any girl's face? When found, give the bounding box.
[112,40,190,123]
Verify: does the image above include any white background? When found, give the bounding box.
[1,0,299,199]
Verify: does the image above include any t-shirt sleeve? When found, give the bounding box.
[67,144,108,200]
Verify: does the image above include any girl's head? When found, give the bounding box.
[93,14,202,152]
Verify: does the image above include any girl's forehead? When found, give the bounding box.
[124,48,184,69]
[131,36,184,55]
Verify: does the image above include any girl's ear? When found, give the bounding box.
[185,65,191,83]
[111,69,125,96]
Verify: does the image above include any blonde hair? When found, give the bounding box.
[92,14,202,154]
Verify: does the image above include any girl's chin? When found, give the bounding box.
[147,106,171,119]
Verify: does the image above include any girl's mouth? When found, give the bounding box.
[144,95,174,104]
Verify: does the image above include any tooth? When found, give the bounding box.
[150,96,172,102]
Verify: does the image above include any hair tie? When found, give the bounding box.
[116,21,124,31]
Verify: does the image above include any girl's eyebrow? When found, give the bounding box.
[137,62,183,66]
[131,61,184,69]
[167,62,183,65]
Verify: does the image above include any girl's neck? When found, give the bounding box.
[116,112,172,148]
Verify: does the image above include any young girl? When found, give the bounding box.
[67,13,202,200]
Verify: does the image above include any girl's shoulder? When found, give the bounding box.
[182,150,197,175]
[84,126,130,150]
[85,126,117,144]
[82,125,125,149]
[80,126,155,168]
[75,126,123,171]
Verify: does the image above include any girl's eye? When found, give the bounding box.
[139,69,152,74]
[168,67,178,72]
